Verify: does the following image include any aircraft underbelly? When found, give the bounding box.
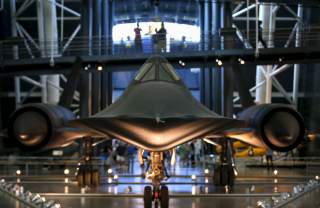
[73,117,244,151]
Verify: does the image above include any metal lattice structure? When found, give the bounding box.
[2,0,320,116]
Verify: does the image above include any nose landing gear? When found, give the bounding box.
[144,185,169,208]
[143,152,169,208]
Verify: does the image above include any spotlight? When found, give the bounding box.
[97,64,103,71]
[77,162,81,166]
[273,169,278,176]
[250,185,255,192]
[205,178,209,184]
[179,60,186,67]
[204,169,209,174]
[107,168,113,175]
[84,64,91,71]
[274,179,278,183]
[216,59,223,66]
[108,177,113,184]
[64,178,69,183]
[64,186,69,194]
[224,185,229,193]
[191,185,196,195]
[41,197,46,202]
[316,175,319,180]
[205,186,209,194]
[16,170,21,176]
[238,58,245,65]
[113,175,119,181]
[64,169,70,175]
[191,174,197,181]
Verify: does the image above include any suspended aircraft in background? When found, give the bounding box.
[3,56,305,208]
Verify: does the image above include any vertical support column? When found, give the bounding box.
[199,0,205,51]
[199,0,206,105]
[212,0,221,113]
[199,0,210,107]
[91,0,102,114]
[293,4,303,106]
[37,0,48,104]
[101,0,113,108]
[204,0,212,50]
[101,71,113,108]
[40,76,48,103]
[37,0,46,57]
[255,4,273,104]
[220,0,234,118]
[45,0,60,104]
[265,4,276,104]
[80,0,92,117]
[102,0,113,55]
[37,0,60,104]
[10,0,21,108]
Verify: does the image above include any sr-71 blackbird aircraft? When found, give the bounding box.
[5,56,305,208]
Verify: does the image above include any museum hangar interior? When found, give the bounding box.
[0,0,320,207]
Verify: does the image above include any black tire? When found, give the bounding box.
[160,185,169,208]
[144,186,152,208]
[91,170,100,187]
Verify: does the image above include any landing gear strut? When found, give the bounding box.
[143,152,169,208]
[76,138,100,187]
[214,139,235,187]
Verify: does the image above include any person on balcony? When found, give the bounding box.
[134,22,143,52]
[157,22,167,53]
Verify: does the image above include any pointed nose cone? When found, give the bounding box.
[134,55,181,83]
[93,56,218,119]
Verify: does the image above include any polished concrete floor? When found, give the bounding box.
[0,157,319,208]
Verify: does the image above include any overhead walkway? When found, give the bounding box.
[1,30,320,77]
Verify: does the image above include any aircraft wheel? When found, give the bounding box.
[154,200,159,208]
[84,171,92,186]
[143,186,152,208]
[160,185,169,208]
[91,170,100,187]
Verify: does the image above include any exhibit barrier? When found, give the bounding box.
[0,156,319,178]
[0,179,61,208]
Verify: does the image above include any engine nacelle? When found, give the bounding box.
[7,103,75,151]
[238,104,305,152]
